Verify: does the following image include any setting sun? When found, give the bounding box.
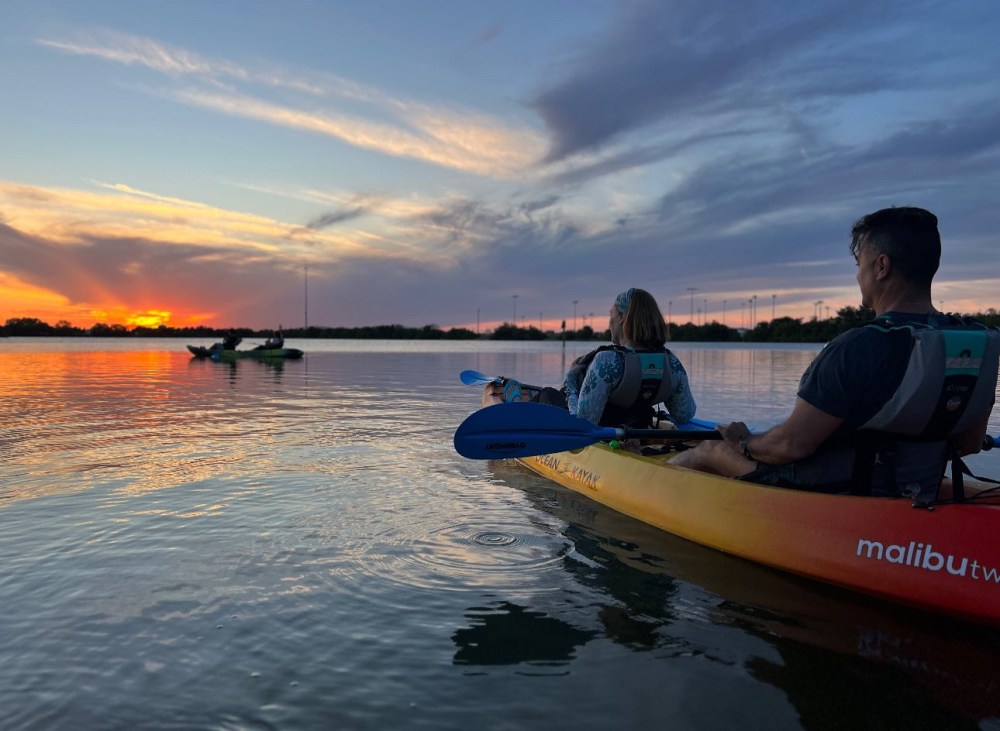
[123,310,173,328]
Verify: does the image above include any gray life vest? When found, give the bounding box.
[607,349,674,407]
[861,322,1000,437]
[565,346,674,427]
[796,317,1000,501]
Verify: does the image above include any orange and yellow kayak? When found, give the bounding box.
[479,389,1000,626]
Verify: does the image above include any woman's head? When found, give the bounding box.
[611,288,667,347]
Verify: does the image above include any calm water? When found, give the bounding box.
[2,338,999,730]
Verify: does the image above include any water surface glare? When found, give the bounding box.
[2,338,999,729]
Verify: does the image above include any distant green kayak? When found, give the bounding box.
[187,344,303,360]
[211,347,303,361]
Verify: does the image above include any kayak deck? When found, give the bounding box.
[479,388,1000,625]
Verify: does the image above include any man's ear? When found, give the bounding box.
[875,252,892,281]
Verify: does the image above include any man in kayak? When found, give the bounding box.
[672,206,999,501]
[221,329,242,350]
[502,288,697,429]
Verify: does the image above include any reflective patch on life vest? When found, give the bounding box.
[638,353,665,377]
[942,330,986,375]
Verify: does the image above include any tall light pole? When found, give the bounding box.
[667,300,672,339]
[303,264,309,330]
[752,294,758,329]
[722,299,727,327]
[703,299,708,325]
[476,307,480,334]
[512,294,518,325]
[771,294,776,321]
[686,287,698,324]
[573,300,578,332]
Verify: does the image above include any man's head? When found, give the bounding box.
[849,207,941,288]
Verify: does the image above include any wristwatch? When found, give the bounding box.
[738,437,754,461]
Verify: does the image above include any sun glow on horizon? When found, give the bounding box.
[124,310,173,328]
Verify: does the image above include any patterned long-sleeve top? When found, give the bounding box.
[564,347,697,426]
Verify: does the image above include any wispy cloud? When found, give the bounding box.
[37,29,545,176]
[1,180,297,253]
[38,31,328,95]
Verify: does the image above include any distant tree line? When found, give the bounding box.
[0,317,479,340]
[3,307,998,342]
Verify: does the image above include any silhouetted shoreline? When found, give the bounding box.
[3,307,998,344]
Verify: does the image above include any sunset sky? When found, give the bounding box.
[2,1,998,331]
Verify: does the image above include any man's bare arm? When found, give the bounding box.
[720,397,845,464]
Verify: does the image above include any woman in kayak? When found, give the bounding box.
[261,328,284,349]
[504,288,696,429]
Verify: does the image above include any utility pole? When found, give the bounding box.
[686,287,698,324]
[512,294,518,325]
[772,294,776,321]
[722,299,727,327]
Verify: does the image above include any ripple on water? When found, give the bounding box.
[321,513,573,602]
[472,531,519,547]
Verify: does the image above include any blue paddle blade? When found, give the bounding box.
[454,402,618,459]
[459,369,501,386]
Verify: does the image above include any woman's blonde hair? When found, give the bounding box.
[619,288,668,348]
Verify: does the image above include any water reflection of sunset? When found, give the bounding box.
[1,349,285,510]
